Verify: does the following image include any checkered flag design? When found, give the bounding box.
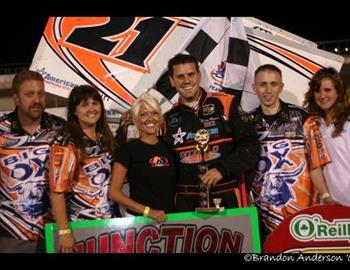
[155,17,250,104]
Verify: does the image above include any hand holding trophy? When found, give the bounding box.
[195,129,224,213]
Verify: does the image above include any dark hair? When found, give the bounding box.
[12,70,44,94]
[168,54,199,77]
[304,67,350,137]
[254,64,282,78]
[65,85,116,158]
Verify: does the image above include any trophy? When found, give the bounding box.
[194,129,224,213]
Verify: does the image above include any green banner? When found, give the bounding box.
[45,207,261,253]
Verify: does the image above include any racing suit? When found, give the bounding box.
[163,89,259,212]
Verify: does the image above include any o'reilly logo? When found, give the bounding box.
[290,214,350,242]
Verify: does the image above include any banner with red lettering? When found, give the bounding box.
[263,205,350,253]
[45,207,260,253]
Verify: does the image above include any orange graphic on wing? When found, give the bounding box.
[69,49,136,105]
[44,17,66,60]
[42,17,184,106]
[265,42,321,74]
[58,17,180,73]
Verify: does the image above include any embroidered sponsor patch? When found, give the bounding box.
[202,104,215,115]
[172,127,186,145]
[168,113,181,127]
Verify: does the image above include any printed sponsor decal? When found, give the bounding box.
[186,128,219,141]
[180,151,221,164]
[209,62,226,92]
[149,156,170,167]
[179,145,221,164]
[263,205,350,253]
[256,139,305,208]
[38,67,79,91]
[203,120,217,128]
[33,17,199,112]
[290,214,350,243]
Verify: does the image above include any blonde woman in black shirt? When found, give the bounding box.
[109,93,177,223]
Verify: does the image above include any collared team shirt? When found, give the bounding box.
[0,111,65,240]
[247,101,331,234]
[49,132,114,221]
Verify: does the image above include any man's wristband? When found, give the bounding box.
[58,229,72,235]
[321,192,331,200]
[143,206,150,217]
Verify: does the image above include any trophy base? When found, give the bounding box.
[195,207,225,213]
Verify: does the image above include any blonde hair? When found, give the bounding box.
[131,93,162,121]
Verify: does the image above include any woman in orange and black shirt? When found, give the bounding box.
[49,85,119,253]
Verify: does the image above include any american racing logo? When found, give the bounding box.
[186,128,219,141]
[38,67,78,91]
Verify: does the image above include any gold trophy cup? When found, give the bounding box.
[194,129,224,213]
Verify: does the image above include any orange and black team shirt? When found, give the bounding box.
[0,110,65,240]
[50,132,115,221]
[246,100,331,235]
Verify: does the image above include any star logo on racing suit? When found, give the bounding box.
[172,127,186,145]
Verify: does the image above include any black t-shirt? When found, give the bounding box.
[115,138,177,214]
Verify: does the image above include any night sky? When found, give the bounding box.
[0,16,348,65]
[1,16,48,65]
[256,16,349,43]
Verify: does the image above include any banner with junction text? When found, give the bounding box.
[45,207,260,253]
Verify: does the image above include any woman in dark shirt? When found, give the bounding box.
[109,93,177,223]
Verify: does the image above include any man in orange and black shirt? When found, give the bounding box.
[246,64,336,243]
[0,70,65,252]
[162,54,259,212]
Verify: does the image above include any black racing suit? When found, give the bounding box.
[163,89,259,212]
